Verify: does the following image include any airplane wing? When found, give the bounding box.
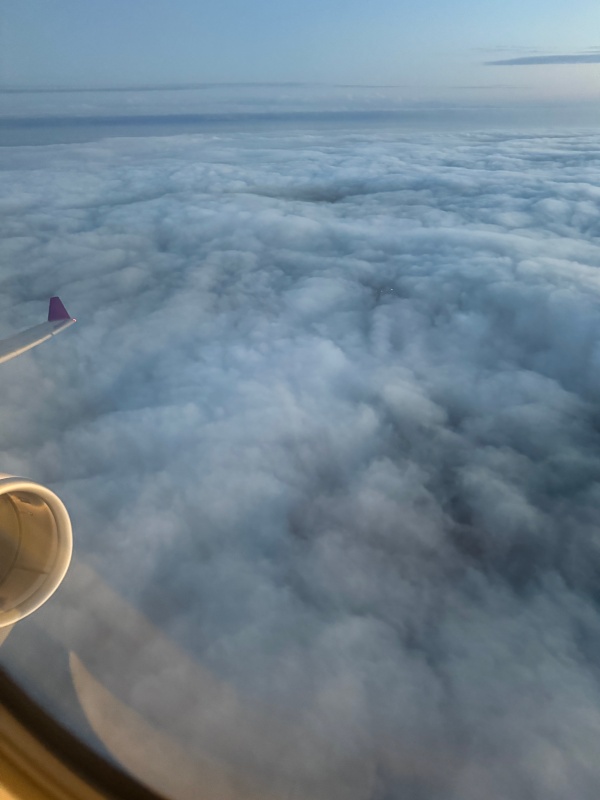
[0,297,76,365]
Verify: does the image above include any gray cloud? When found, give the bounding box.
[2,128,600,798]
[486,52,600,65]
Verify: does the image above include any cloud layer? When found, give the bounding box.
[2,128,600,798]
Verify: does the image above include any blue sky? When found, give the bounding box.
[1,0,599,104]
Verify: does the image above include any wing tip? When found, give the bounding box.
[48,296,71,322]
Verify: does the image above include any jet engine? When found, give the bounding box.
[0,475,72,628]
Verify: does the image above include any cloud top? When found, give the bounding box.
[1,128,600,798]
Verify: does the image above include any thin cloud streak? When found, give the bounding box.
[0,82,316,94]
[487,52,600,65]
[0,82,409,95]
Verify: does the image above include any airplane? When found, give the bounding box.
[0,297,75,630]
[0,299,166,800]
[0,296,76,366]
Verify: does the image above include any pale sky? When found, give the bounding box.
[1,0,599,105]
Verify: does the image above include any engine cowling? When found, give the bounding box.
[0,475,72,628]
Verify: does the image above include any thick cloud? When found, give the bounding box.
[1,128,600,798]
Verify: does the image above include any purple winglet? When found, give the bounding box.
[48,296,71,322]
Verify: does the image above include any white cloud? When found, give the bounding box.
[1,128,600,798]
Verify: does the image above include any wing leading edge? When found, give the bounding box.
[0,297,76,365]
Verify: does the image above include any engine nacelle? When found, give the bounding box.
[0,475,72,628]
